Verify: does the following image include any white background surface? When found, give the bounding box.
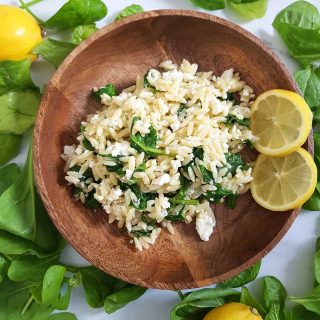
[2,0,320,319]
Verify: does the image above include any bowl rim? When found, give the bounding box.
[34,9,308,289]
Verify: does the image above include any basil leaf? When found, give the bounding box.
[0,254,9,283]
[240,287,266,318]
[0,59,38,95]
[0,134,22,166]
[219,261,261,288]
[43,0,107,30]
[263,276,287,320]
[191,0,226,10]
[115,4,144,21]
[288,305,320,320]
[290,286,320,316]
[104,286,147,313]
[8,255,59,282]
[71,24,97,44]
[0,163,20,196]
[0,90,40,134]
[295,65,320,111]
[273,2,320,67]
[32,39,77,68]
[228,0,267,19]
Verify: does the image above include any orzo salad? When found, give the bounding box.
[62,59,256,251]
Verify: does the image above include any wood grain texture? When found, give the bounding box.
[33,10,313,290]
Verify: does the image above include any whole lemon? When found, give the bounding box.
[203,302,263,320]
[0,5,42,61]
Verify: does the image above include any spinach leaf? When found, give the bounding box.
[0,90,40,134]
[273,2,320,67]
[177,103,188,120]
[143,73,157,90]
[127,184,148,210]
[263,276,287,320]
[169,176,200,206]
[228,0,268,19]
[290,286,320,316]
[191,0,226,10]
[226,194,238,209]
[295,65,320,111]
[287,305,320,320]
[115,4,144,21]
[316,238,320,285]
[47,313,78,320]
[199,165,214,183]
[0,145,58,252]
[92,83,117,101]
[166,205,186,221]
[131,230,152,237]
[0,59,38,95]
[8,255,59,282]
[130,117,166,156]
[82,136,95,151]
[0,134,22,166]
[85,191,100,209]
[43,0,107,30]
[104,286,147,313]
[225,152,244,175]
[224,115,250,127]
[0,163,20,196]
[245,139,254,150]
[32,39,77,68]
[203,184,233,203]
[0,254,9,283]
[240,287,266,318]
[71,24,98,44]
[219,261,261,288]
[304,191,320,211]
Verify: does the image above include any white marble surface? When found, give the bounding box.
[2,0,320,319]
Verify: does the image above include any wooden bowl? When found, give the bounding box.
[34,10,312,290]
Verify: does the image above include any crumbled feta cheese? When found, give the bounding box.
[152,173,170,186]
[106,142,130,157]
[196,205,216,241]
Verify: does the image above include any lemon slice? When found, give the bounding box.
[250,148,317,211]
[251,89,312,156]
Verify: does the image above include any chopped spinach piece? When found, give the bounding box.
[226,92,236,101]
[83,136,95,151]
[199,165,214,183]
[226,194,239,209]
[225,152,244,175]
[99,155,124,173]
[85,191,100,209]
[121,183,151,211]
[69,165,93,182]
[134,163,146,172]
[224,115,250,127]
[131,229,152,238]
[169,176,200,206]
[177,103,188,120]
[141,215,157,227]
[166,205,185,221]
[73,187,82,197]
[92,84,117,101]
[143,73,156,90]
[183,147,204,171]
[203,184,233,203]
[245,139,254,150]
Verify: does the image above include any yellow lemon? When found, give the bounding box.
[203,302,263,320]
[251,148,317,211]
[251,89,312,156]
[0,5,42,61]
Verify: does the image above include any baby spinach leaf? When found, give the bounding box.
[228,0,268,19]
[290,286,320,315]
[43,0,107,30]
[115,4,144,21]
[203,184,233,203]
[240,287,266,318]
[315,238,320,285]
[199,165,214,183]
[85,191,100,209]
[0,59,38,95]
[225,152,244,175]
[0,134,22,166]
[0,254,9,283]
[127,184,149,210]
[8,255,59,282]
[226,194,238,209]
[82,136,94,151]
[0,90,40,134]
[71,24,98,44]
[104,286,147,314]
[224,114,250,127]
[92,83,117,101]
[263,276,287,320]
[191,0,226,10]
[295,65,320,111]
[32,39,77,68]
[0,163,20,196]
[219,261,261,288]
[47,313,78,320]
[287,305,320,320]
[304,191,320,211]
[169,176,199,207]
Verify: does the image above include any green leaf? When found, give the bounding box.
[0,134,22,166]
[8,255,59,282]
[223,114,250,127]
[273,2,320,67]
[230,0,258,3]
[191,0,226,10]
[290,286,320,316]
[0,90,40,134]
[43,0,107,30]
[47,313,78,320]
[316,238,320,285]
[203,184,233,203]
[228,0,268,19]
[115,4,144,20]
[219,261,261,288]
[287,305,320,320]
[0,254,9,283]
[240,287,266,318]
[104,286,147,313]
[92,83,118,101]
[32,39,77,68]
[71,24,98,44]
[295,65,320,110]
[0,163,20,196]
[263,276,287,320]
[0,145,58,252]
[226,194,238,209]
[303,191,320,211]
[225,152,244,175]
[0,59,38,95]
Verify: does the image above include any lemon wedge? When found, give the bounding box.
[250,148,317,211]
[251,89,312,156]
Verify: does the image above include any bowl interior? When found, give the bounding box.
[34,11,304,289]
